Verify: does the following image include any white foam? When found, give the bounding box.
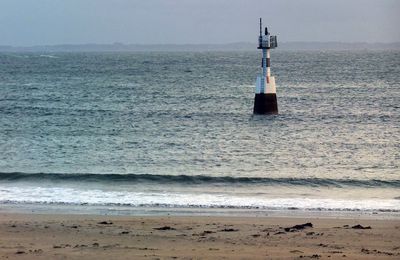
[0,185,399,212]
[39,54,58,58]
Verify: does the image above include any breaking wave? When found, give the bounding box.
[1,172,399,188]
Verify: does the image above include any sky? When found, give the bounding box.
[0,0,399,46]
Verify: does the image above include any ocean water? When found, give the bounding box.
[0,50,399,215]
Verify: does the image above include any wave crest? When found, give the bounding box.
[1,172,399,188]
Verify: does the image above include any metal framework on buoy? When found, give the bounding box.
[253,18,278,114]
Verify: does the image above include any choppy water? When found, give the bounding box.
[0,51,399,214]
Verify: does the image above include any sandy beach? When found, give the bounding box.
[0,213,399,259]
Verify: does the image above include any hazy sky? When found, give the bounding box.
[1,0,399,46]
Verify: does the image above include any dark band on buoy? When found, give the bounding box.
[253,93,278,114]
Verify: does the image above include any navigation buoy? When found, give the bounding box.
[253,18,278,115]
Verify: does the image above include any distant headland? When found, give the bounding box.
[1,42,399,52]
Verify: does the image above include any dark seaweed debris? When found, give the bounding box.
[153,226,175,230]
[352,224,371,230]
[98,221,113,225]
[284,222,313,232]
[219,228,239,232]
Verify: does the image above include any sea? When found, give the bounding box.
[0,50,399,217]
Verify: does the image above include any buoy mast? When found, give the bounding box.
[253,18,278,114]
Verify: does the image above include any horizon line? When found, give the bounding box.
[1,41,400,48]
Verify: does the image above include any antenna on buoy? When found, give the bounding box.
[254,18,278,114]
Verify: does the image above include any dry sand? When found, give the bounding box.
[0,213,399,259]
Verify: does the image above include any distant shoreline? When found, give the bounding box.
[1,42,400,52]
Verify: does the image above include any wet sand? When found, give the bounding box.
[0,213,399,259]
